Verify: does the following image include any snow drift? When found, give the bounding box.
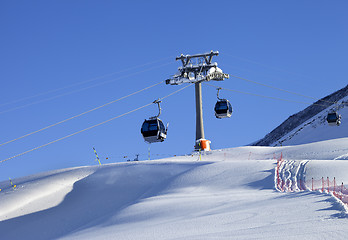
[1,138,348,239]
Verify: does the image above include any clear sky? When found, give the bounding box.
[1,0,347,181]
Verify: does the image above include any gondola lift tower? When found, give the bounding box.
[166,50,229,151]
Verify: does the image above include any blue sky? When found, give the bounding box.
[1,0,348,180]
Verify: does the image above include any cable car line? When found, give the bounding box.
[204,83,328,107]
[223,52,336,105]
[223,53,315,81]
[327,112,341,126]
[141,100,168,143]
[0,61,174,115]
[140,83,195,144]
[214,87,233,119]
[229,74,336,105]
[0,80,165,148]
[0,56,173,108]
[207,83,344,126]
[326,102,342,126]
[0,83,192,164]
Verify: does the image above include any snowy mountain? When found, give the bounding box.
[2,86,348,239]
[1,139,348,240]
[253,84,348,146]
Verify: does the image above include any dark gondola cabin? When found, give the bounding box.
[214,100,232,119]
[326,112,341,126]
[141,118,167,143]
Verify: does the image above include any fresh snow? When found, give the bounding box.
[1,138,348,239]
[272,97,348,146]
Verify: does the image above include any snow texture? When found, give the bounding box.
[1,138,348,239]
[253,84,348,146]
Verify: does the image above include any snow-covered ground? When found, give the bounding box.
[272,97,348,146]
[1,138,348,240]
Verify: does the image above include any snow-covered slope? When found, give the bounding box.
[271,97,348,146]
[1,139,348,240]
[254,84,348,146]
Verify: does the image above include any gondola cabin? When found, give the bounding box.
[214,100,232,119]
[141,118,167,143]
[326,112,341,126]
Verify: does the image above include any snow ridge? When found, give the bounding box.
[253,84,348,146]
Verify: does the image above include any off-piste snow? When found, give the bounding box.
[272,97,348,147]
[1,137,348,240]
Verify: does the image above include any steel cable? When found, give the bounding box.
[0,84,193,163]
[229,74,336,105]
[0,80,165,147]
[204,83,328,107]
[0,56,173,108]
[0,62,174,115]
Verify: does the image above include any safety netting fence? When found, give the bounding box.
[276,154,348,207]
[308,177,348,205]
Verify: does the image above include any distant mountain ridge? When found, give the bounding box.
[253,84,348,146]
